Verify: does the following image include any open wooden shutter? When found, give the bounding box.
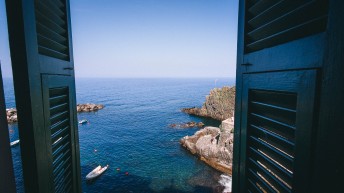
[42,76,79,193]
[233,0,335,192]
[240,71,317,193]
[5,0,81,193]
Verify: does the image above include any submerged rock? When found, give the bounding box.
[180,118,234,175]
[169,121,204,129]
[182,86,235,121]
[187,167,227,193]
[77,103,104,112]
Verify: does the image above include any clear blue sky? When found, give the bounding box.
[0,0,238,78]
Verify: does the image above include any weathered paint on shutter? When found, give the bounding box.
[5,0,81,192]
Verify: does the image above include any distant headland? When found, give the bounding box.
[182,86,235,121]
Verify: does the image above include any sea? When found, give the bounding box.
[4,78,235,193]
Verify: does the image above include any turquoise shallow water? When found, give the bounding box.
[5,78,235,193]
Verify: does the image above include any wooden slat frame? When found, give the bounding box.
[235,69,318,192]
[42,75,80,193]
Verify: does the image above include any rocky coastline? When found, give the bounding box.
[182,86,235,121]
[6,103,104,123]
[180,86,235,192]
[180,117,234,175]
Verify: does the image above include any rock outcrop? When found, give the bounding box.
[6,103,104,123]
[180,118,234,175]
[182,86,235,121]
[6,108,18,123]
[76,103,104,112]
[169,121,205,129]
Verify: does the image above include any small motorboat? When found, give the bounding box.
[86,165,109,180]
[10,139,20,147]
[78,119,88,124]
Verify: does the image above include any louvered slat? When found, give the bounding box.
[248,158,291,192]
[49,87,72,193]
[247,178,264,193]
[245,0,328,53]
[248,168,276,193]
[249,136,293,172]
[250,113,295,140]
[250,124,294,156]
[35,0,69,60]
[248,0,277,16]
[50,111,69,125]
[247,90,296,192]
[247,1,307,29]
[249,147,293,185]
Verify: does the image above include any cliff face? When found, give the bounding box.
[180,118,234,175]
[182,86,235,121]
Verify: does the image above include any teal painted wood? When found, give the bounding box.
[240,70,318,192]
[0,65,16,193]
[233,0,331,192]
[232,1,245,192]
[311,1,344,192]
[5,0,81,192]
[42,75,80,193]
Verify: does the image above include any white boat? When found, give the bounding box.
[10,139,20,147]
[78,119,88,124]
[86,165,109,180]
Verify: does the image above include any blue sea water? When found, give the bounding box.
[4,78,235,193]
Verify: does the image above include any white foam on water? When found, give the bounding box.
[218,174,232,193]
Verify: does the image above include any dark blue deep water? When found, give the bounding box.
[4,78,235,193]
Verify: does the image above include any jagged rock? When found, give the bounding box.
[182,86,235,121]
[169,121,205,129]
[180,118,234,175]
[76,103,104,112]
[220,117,234,133]
[197,122,205,127]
